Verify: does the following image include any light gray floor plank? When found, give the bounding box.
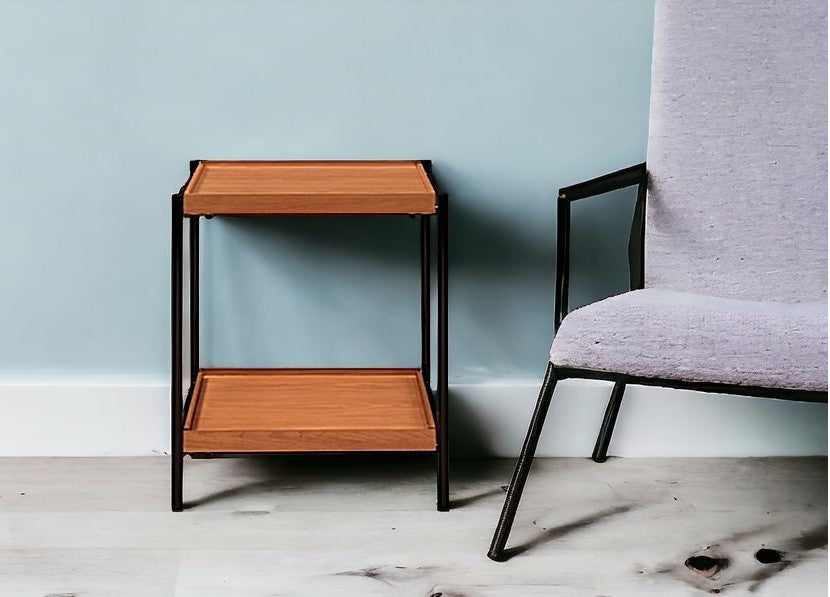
[0,456,825,596]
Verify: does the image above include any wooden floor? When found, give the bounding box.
[0,457,826,596]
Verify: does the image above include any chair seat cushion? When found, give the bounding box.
[550,289,827,392]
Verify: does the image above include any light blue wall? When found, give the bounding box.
[0,0,654,382]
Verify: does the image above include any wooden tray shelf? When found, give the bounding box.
[183,160,437,216]
[184,368,436,453]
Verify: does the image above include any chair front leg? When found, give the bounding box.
[592,381,626,463]
[488,363,558,562]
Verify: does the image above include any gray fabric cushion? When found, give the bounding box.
[645,0,827,302]
[550,289,827,392]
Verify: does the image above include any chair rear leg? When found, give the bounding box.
[591,382,626,463]
[488,363,558,562]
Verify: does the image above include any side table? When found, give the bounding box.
[170,160,449,511]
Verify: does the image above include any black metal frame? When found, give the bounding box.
[488,162,828,561]
[171,159,449,512]
[555,162,647,331]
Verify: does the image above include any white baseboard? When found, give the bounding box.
[0,379,170,457]
[0,378,825,457]
[450,379,827,458]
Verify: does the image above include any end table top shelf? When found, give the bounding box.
[183,160,437,216]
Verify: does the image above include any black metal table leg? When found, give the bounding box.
[171,194,184,512]
[488,363,558,561]
[420,215,431,391]
[189,216,200,386]
[592,381,626,463]
[437,193,449,512]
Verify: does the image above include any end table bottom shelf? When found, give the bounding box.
[183,368,436,453]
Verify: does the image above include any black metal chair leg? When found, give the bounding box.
[488,363,558,562]
[592,382,626,463]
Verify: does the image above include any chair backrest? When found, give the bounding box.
[644,0,827,303]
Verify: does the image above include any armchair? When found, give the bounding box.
[489,0,828,562]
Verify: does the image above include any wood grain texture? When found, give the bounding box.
[183,160,436,215]
[0,457,825,595]
[184,368,435,453]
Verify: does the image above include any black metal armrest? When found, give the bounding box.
[555,163,648,331]
[558,162,646,202]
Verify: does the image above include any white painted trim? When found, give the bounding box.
[451,378,828,458]
[0,380,169,457]
[0,378,825,457]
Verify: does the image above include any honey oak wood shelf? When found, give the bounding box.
[184,369,436,453]
[183,160,437,215]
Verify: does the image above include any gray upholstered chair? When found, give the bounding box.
[488,0,828,561]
